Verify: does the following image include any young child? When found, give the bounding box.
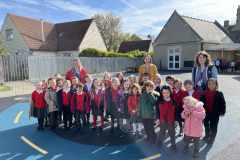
[115,80,131,133]
[181,96,206,158]
[128,75,137,86]
[153,74,164,93]
[201,78,226,143]
[140,73,149,86]
[30,81,48,132]
[71,77,79,91]
[42,79,49,90]
[173,79,184,136]
[116,72,124,86]
[156,85,179,152]
[105,77,121,130]
[180,80,200,103]
[55,73,61,80]
[89,78,106,131]
[56,78,64,124]
[71,83,88,131]
[127,83,142,136]
[83,74,92,125]
[56,80,74,130]
[44,78,59,130]
[137,81,159,144]
[102,72,112,89]
[165,75,175,92]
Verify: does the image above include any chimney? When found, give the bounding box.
[40,19,46,44]
[237,5,240,24]
[224,20,229,29]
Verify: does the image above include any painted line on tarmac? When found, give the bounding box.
[21,136,48,154]
[235,114,240,118]
[14,111,23,123]
[139,154,161,160]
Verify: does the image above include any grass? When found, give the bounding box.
[0,84,12,92]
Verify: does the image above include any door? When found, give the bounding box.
[168,48,180,70]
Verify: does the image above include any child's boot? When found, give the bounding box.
[193,150,199,158]
[171,145,177,152]
[207,138,215,144]
[182,146,189,153]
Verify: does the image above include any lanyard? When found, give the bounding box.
[200,70,204,78]
[145,65,150,74]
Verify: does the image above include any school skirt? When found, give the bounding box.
[178,109,185,122]
[110,102,121,119]
[92,106,104,116]
[33,107,47,119]
[130,115,143,123]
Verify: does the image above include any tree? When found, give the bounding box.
[0,36,6,56]
[94,12,135,52]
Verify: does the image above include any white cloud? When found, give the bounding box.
[0,2,39,12]
[13,0,40,5]
[118,0,240,37]
[43,4,59,10]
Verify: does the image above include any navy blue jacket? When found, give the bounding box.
[57,88,74,111]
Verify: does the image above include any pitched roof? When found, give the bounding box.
[134,34,150,40]
[229,30,240,42]
[118,40,152,53]
[180,15,233,43]
[8,13,93,51]
[8,13,57,51]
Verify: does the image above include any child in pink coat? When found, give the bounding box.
[181,96,206,158]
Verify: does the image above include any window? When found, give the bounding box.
[168,47,181,70]
[6,29,13,41]
[63,53,71,57]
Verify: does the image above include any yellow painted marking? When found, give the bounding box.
[235,114,240,118]
[21,136,48,154]
[202,131,205,135]
[139,154,161,160]
[14,111,23,123]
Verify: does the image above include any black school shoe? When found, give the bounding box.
[44,123,48,127]
[171,145,177,152]
[178,131,183,137]
[156,140,162,148]
[104,117,109,122]
[203,135,210,141]
[92,127,97,131]
[182,146,189,153]
[193,150,199,158]
[207,138,215,144]
[99,127,103,131]
[36,126,40,131]
[40,127,44,132]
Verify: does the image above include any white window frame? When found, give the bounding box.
[168,46,181,70]
[6,29,13,41]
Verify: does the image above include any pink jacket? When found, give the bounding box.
[181,102,206,137]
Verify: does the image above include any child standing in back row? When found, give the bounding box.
[30,81,48,132]
[181,96,206,158]
[128,75,137,86]
[165,75,175,92]
[201,78,226,144]
[153,74,164,94]
[83,74,93,125]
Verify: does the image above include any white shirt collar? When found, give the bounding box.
[124,91,128,93]
[63,88,70,94]
[36,89,43,93]
[188,90,194,96]
[95,88,101,94]
[175,89,179,94]
[73,86,76,89]
[86,83,92,91]
[164,97,170,101]
[155,84,159,87]
[77,92,83,95]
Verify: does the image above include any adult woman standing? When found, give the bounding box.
[192,51,217,97]
[138,55,158,84]
[65,58,88,84]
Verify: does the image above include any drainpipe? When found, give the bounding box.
[40,19,46,44]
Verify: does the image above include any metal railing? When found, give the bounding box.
[0,55,142,98]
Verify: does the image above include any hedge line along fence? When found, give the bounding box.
[79,48,154,58]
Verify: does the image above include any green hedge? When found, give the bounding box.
[79,48,154,57]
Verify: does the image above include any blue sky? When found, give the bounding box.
[0,0,239,38]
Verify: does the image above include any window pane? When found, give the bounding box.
[169,56,173,61]
[175,55,179,61]
[169,49,174,53]
[175,63,179,68]
[169,63,173,68]
[175,48,180,53]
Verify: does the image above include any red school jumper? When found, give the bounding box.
[173,88,184,110]
[179,90,200,110]
[31,90,46,108]
[93,89,104,128]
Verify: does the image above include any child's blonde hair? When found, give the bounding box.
[130,83,141,95]
[182,96,199,105]
[173,79,183,89]
[36,81,43,85]
[128,75,137,83]
[103,73,111,80]
[55,73,61,77]
[111,77,119,88]
[153,74,164,86]
[183,79,194,87]
[63,80,71,85]
[116,72,124,84]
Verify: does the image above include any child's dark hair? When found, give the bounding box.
[47,78,56,84]
[183,79,194,86]
[120,79,130,99]
[116,72,124,84]
[91,78,105,95]
[130,83,141,95]
[71,77,78,82]
[56,78,63,84]
[207,78,218,90]
[84,74,92,79]
[76,83,84,89]
[161,85,173,95]
[173,79,183,89]
[142,73,149,78]
[165,75,175,81]
[142,80,155,92]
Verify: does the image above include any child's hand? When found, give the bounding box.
[174,121,178,126]
[132,110,136,113]
[156,119,160,124]
[185,112,189,116]
[118,109,121,112]
[220,114,224,117]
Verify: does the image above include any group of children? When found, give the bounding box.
[30,72,226,158]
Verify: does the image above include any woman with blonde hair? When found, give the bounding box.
[65,58,88,84]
